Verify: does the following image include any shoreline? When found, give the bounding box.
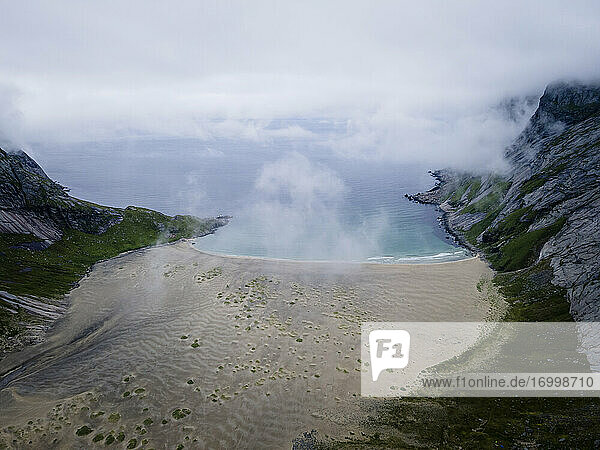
[406,170,487,261]
[0,238,496,380]
[188,240,478,267]
[0,224,478,364]
[1,197,482,364]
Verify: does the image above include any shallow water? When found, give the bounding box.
[28,123,464,262]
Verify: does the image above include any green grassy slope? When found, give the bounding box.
[0,207,225,340]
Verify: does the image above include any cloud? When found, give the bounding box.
[1,0,600,168]
[327,96,538,171]
[255,152,345,203]
[240,153,388,260]
[0,83,23,146]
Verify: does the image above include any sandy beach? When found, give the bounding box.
[0,241,501,448]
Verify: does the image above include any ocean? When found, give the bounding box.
[28,121,465,263]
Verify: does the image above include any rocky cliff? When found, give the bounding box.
[409,80,600,320]
[0,148,122,241]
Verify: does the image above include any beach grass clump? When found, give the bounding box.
[107,413,120,423]
[0,307,27,343]
[196,266,222,283]
[126,438,137,449]
[75,425,93,436]
[171,408,191,420]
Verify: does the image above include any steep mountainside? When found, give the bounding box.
[409,80,600,320]
[0,148,122,241]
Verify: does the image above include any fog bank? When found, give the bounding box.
[1,1,600,169]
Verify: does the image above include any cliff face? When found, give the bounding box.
[0,148,122,241]
[410,80,600,320]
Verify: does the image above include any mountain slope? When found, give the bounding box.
[0,148,122,240]
[409,80,600,320]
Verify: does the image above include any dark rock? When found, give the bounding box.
[9,240,52,251]
[292,430,320,450]
[0,147,123,240]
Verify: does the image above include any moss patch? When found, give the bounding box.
[493,260,572,322]
[75,425,93,436]
[518,162,569,198]
[460,179,510,215]
[444,176,482,206]
[172,408,191,420]
[491,218,566,272]
[321,397,600,448]
[0,209,220,299]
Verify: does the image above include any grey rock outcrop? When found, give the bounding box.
[502,81,600,319]
[410,80,600,320]
[0,147,122,241]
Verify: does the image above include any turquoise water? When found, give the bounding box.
[29,123,465,262]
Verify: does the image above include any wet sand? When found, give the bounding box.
[0,241,500,448]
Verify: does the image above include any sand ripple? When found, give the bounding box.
[0,242,497,448]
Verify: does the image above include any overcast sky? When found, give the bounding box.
[1,0,600,167]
